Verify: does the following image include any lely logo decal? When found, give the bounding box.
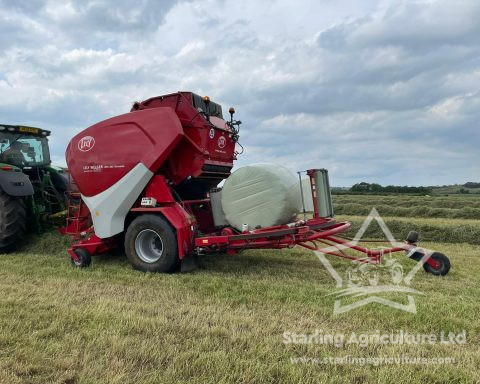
[78,136,95,152]
[217,136,226,149]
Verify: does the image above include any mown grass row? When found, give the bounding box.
[332,194,480,219]
[333,195,480,209]
[334,203,480,219]
[336,215,480,245]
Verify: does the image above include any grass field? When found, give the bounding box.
[334,194,480,219]
[0,195,479,383]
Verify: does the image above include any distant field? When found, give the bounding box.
[334,194,480,219]
[0,194,478,383]
[335,215,480,244]
[333,194,480,244]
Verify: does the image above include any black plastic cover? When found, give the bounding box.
[192,93,223,118]
[0,170,34,196]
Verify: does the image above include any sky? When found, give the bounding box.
[0,0,479,187]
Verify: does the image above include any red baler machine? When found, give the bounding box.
[62,92,450,275]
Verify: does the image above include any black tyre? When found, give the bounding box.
[423,252,450,276]
[72,248,92,268]
[406,230,419,244]
[124,214,178,273]
[0,191,26,252]
[409,251,451,275]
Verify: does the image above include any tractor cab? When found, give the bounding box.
[0,125,67,193]
[0,125,51,169]
[0,125,68,251]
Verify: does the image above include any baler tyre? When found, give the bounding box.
[0,192,26,252]
[423,252,450,276]
[72,248,91,268]
[124,214,178,273]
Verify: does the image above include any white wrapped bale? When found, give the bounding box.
[289,172,334,217]
[221,163,299,231]
[289,178,314,212]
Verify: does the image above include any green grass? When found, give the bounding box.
[333,194,480,212]
[336,215,480,244]
[333,194,480,204]
[0,232,479,383]
[334,202,480,219]
[0,194,479,383]
[331,194,480,243]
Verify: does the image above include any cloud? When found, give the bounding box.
[0,0,478,186]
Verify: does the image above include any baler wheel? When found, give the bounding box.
[72,248,92,268]
[423,252,450,276]
[409,251,450,276]
[124,214,178,273]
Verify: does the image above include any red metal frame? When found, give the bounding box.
[194,217,440,268]
[63,166,439,268]
[58,173,91,237]
[191,168,440,268]
[68,233,117,262]
[60,88,439,270]
[307,169,320,218]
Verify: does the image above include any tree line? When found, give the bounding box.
[350,182,431,194]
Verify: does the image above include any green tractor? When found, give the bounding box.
[0,124,68,251]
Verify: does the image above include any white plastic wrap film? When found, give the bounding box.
[221,163,300,231]
[290,178,315,213]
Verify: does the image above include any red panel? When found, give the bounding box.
[131,92,236,184]
[159,205,195,258]
[183,200,215,234]
[206,116,236,161]
[143,175,175,203]
[66,108,184,197]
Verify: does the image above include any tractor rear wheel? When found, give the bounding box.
[124,214,179,273]
[0,191,26,252]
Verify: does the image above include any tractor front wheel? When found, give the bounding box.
[124,214,179,273]
[0,191,26,252]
